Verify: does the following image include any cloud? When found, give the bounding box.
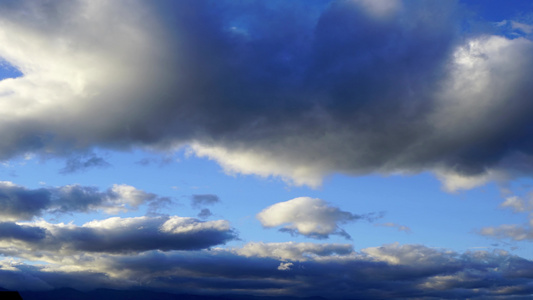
[197,208,213,219]
[0,1,532,189]
[0,181,167,220]
[480,193,533,241]
[235,241,354,261]
[2,243,533,299]
[377,222,411,233]
[0,181,52,221]
[191,194,220,209]
[0,216,236,256]
[277,262,293,271]
[500,195,533,213]
[59,153,110,174]
[256,197,379,239]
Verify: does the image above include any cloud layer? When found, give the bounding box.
[2,242,533,299]
[0,181,166,221]
[0,1,532,188]
[0,216,236,256]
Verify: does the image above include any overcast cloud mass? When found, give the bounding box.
[0,0,532,189]
[2,0,533,299]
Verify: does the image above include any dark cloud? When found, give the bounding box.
[0,222,46,242]
[0,1,532,187]
[59,154,110,174]
[2,243,533,299]
[0,182,166,220]
[0,182,52,221]
[191,194,220,208]
[197,208,213,219]
[0,216,236,255]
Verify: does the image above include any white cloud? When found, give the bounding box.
[256,197,370,239]
[501,196,530,213]
[235,241,354,261]
[189,144,325,188]
[511,21,533,34]
[277,262,293,271]
[362,243,455,265]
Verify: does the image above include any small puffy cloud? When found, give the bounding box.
[0,216,236,255]
[277,262,293,271]
[480,194,533,241]
[0,181,168,220]
[500,196,531,213]
[190,194,220,208]
[256,197,378,239]
[197,208,212,219]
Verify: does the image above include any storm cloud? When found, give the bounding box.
[0,1,532,189]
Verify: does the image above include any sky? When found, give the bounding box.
[1,0,533,299]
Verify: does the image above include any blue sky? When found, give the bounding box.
[1,1,533,299]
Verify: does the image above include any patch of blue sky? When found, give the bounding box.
[0,59,22,81]
[7,146,531,258]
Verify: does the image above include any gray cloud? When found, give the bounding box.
[191,194,220,209]
[0,222,46,242]
[2,243,533,299]
[197,208,213,219]
[0,182,51,221]
[0,216,236,255]
[0,1,532,188]
[0,181,167,221]
[59,153,111,174]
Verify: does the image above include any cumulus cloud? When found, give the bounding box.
[0,1,532,189]
[256,197,379,239]
[0,216,235,256]
[0,181,168,220]
[1,243,533,299]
